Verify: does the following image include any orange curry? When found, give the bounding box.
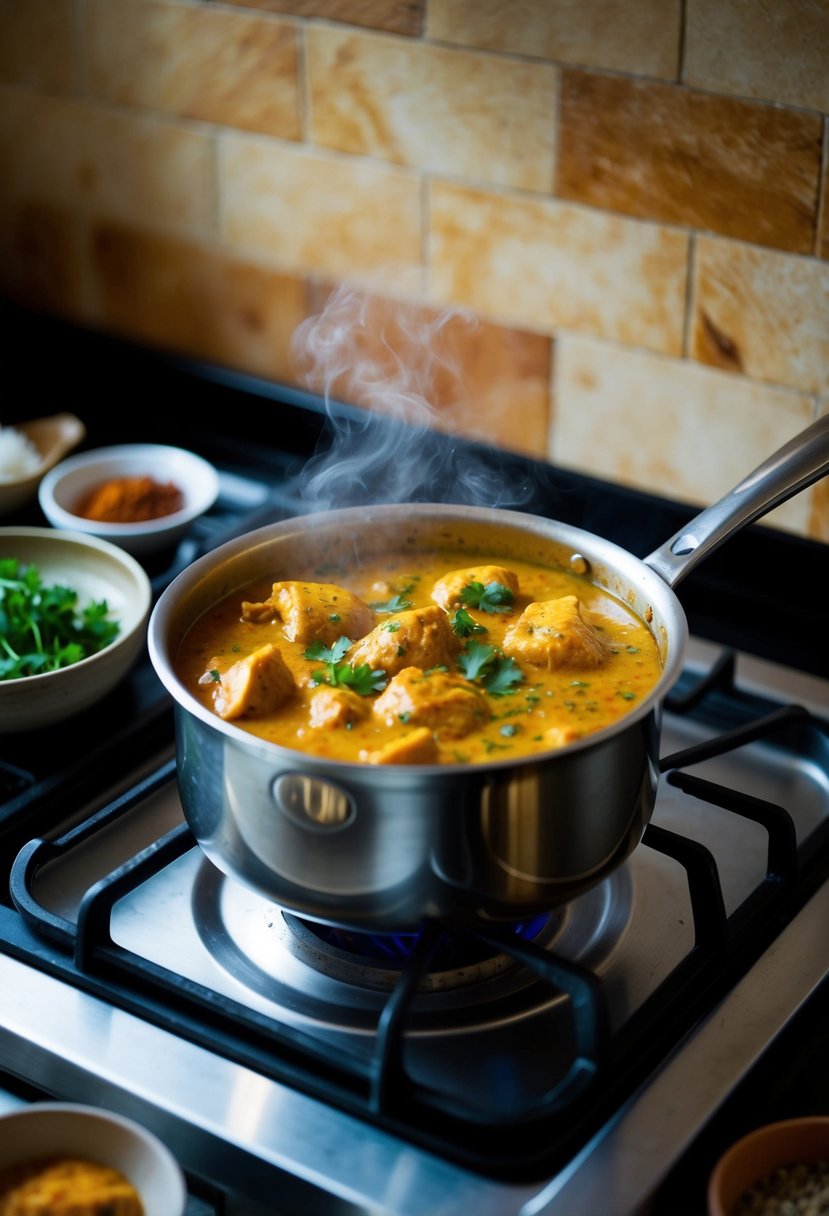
[174,547,663,766]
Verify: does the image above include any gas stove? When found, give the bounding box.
[1,301,828,1216]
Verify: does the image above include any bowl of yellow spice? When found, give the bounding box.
[0,1102,187,1216]
[38,443,220,557]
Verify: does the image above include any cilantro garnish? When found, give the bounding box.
[304,637,351,665]
[304,635,387,695]
[457,641,523,696]
[369,593,413,613]
[451,607,487,638]
[457,640,496,681]
[314,663,387,695]
[459,581,514,614]
[0,558,121,680]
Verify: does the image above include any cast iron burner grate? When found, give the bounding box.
[3,652,829,1181]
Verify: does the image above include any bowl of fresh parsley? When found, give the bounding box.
[0,527,152,732]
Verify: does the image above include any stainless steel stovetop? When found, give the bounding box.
[1,639,827,1216]
[1,303,827,1216]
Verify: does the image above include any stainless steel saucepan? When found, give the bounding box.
[148,416,829,931]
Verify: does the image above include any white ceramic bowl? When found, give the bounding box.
[38,443,220,557]
[0,413,86,517]
[0,1102,187,1216]
[0,526,152,733]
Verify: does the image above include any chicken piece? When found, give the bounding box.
[348,604,459,678]
[206,643,296,720]
[502,595,611,670]
[241,581,374,647]
[309,685,370,729]
[431,564,519,611]
[373,666,490,740]
[360,726,439,765]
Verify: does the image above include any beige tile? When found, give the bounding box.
[429,182,688,355]
[219,134,421,283]
[692,237,829,396]
[552,334,816,536]
[308,26,556,192]
[0,199,87,318]
[0,0,76,92]
[84,0,301,138]
[685,0,829,113]
[299,281,552,457]
[427,0,681,80]
[0,85,214,236]
[90,221,310,381]
[820,127,829,261]
[223,0,424,37]
[557,71,822,256]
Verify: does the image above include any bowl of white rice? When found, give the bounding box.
[0,414,85,516]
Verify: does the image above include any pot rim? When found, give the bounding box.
[148,501,689,773]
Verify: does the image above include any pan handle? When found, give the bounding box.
[643,413,829,590]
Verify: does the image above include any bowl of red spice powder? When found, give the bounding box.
[38,443,220,556]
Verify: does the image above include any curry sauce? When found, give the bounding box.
[174,548,663,765]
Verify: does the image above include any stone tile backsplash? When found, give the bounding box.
[0,0,826,540]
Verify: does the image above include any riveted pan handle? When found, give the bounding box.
[644,414,829,590]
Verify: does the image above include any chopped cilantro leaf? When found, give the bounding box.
[311,661,387,695]
[451,607,487,638]
[303,636,351,664]
[457,640,497,681]
[459,580,514,614]
[457,641,523,696]
[304,635,386,695]
[0,558,121,680]
[370,593,413,613]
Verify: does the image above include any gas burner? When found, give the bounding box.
[181,852,634,1033]
[280,911,558,991]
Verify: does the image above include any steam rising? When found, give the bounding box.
[289,284,541,512]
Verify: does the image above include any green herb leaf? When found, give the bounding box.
[303,636,352,664]
[482,656,523,696]
[457,641,524,696]
[305,636,387,695]
[451,606,487,638]
[459,581,514,614]
[312,661,387,695]
[457,640,497,681]
[0,558,121,681]
[369,593,413,613]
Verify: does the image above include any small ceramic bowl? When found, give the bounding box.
[0,526,152,733]
[708,1116,829,1216]
[0,1102,187,1216]
[0,413,86,517]
[38,442,221,557]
